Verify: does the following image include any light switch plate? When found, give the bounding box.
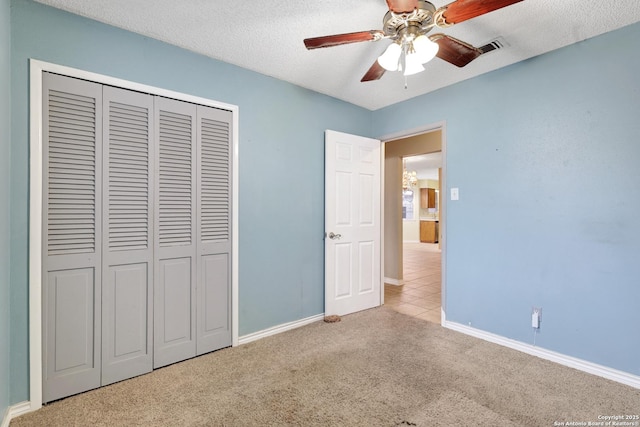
[451,188,459,200]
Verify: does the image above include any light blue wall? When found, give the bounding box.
[9,0,372,403]
[373,22,640,376]
[9,0,640,409]
[1,0,11,419]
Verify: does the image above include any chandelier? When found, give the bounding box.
[402,159,418,190]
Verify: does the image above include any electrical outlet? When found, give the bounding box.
[531,307,542,329]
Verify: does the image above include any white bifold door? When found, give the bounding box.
[42,73,232,403]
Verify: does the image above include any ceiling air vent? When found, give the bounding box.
[479,36,508,54]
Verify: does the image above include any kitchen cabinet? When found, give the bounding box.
[420,220,439,243]
[420,188,436,209]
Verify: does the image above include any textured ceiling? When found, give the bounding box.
[35,0,640,110]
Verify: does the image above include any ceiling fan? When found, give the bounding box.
[303,0,523,82]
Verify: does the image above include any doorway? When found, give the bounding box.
[382,127,444,324]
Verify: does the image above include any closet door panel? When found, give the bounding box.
[154,97,197,368]
[44,267,98,401]
[42,72,103,403]
[102,262,150,382]
[198,253,230,354]
[196,106,233,355]
[101,86,154,385]
[154,256,194,367]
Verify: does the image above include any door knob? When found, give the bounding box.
[328,232,342,240]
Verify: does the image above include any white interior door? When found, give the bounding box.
[325,130,381,316]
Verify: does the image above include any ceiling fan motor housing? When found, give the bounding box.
[382,0,437,40]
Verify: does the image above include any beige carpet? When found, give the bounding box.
[12,307,639,426]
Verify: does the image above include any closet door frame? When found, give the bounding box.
[28,59,239,411]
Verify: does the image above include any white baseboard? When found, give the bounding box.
[2,401,33,427]
[384,277,404,286]
[238,313,325,345]
[443,321,640,390]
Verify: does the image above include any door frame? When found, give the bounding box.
[28,59,240,411]
[378,121,447,321]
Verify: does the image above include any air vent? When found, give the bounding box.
[480,36,508,54]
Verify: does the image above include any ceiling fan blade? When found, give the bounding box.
[385,0,419,13]
[429,34,483,67]
[304,30,384,50]
[361,60,386,82]
[436,0,523,26]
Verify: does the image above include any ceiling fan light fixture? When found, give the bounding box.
[402,52,426,76]
[377,42,402,71]
[412,35,440,64]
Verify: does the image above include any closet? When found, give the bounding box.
[41,72,232,402]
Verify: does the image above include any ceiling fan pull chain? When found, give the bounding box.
[405,75,408,90]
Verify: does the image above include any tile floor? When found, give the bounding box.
[384,242,442,324]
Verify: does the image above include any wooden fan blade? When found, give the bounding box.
[430,34,483,67]
[304,30,384,50]
[385,0,419,13]
[438,0,523,25]
[361,60,386,82]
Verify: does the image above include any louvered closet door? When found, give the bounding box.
[42,73,103,403]
[153,97,197,369]
[196,106,233,355]
[101,86,154,385]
